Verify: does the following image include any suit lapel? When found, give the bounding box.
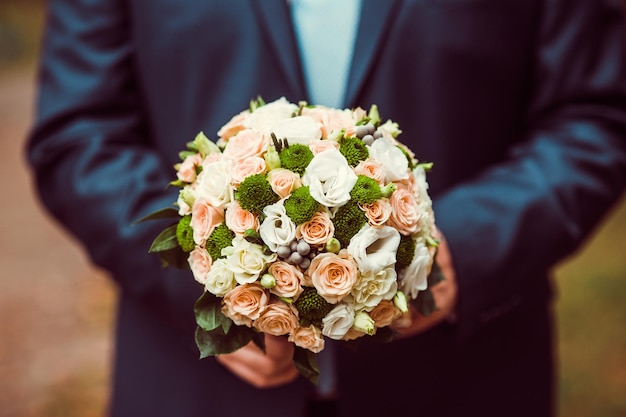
[345,0,402,106]
[252,0,307,99]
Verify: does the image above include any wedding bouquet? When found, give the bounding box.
[145,97,442,382]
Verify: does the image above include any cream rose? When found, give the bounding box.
[347,225,400,274]
[268,261,304,299]
[388,188,422,236]
[222,283,269,326]
[225,236,277,285]
[361,198,392,228]
[271,115,323,145]
[253,300,299,336]
[267,168,302,199]
[302,149,358,208]
[223,129,268,163]
[289,325,325,353]
[225,200,259,235]
[204,258,237,297]
[188,247,212,285]
[398,239,433,299]
[369,299,402,328]
[309,252,358,304]
[230,156,267,187]
[348,267,398,311]
[191,198,224,245]
[368,138,409,182]
[259,200,297,252]
[321,302,355,340]
[195,159,233,208]
[244,97,298,134]
[297,209,334,246]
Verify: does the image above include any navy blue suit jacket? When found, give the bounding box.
[28,1,626,416]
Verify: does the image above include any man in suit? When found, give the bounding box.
[27,1,626,416]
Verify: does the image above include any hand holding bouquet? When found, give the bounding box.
[145,97,443,383]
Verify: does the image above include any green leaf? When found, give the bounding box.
[412,288,438,317]
[135,207,180,224]
[156,246,189,269]
[251,331,266,353]
[293,347,319,386]
[195,325,256,358]
[428,260,445,287]
[149,224,180,253]
[194,292,232,333]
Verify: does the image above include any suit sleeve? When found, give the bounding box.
[26,0,196,333]
[434,0,626,340]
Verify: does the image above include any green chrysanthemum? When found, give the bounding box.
[339,136,369,167]
[332,201,367,247]
[279,143,314,175]
[176,215,195,252]
[294,287,334,326]
[396,235,416,271]
[205,223,235,260]
[237,174,279,214]
[350,175,382,204]
[284,186,320,224]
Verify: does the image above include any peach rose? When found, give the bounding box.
[188,247,212,285]
[253,300,299,336]
[268,261,304,299]
[176,153,203,183]
[309,252,358,304]
[222,283,269,326]
[354,159,387,185]
[297,210,334,246]
[223,129,268,163]
[369,299,402,328]
[302,106,357,138]
[387,188,421,235]
[191,198,225,245]
[309,139,339,155]
[288,325,325,353]
[225,200,259,235]
[267,168,302,199]
[361,198,392,228]
[217,110,249,143]
[230,156,267,187]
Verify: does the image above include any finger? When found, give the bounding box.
[217,351,299,388]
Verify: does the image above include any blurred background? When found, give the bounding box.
[0,1,625,416]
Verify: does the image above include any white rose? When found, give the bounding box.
[348,267,398,311]
[347,225,401,274]
[244,97,298,134]
[259,200,297,252]
[398,239,433,299]
[226,235,277,285]
[412,166,436,234]
[322,302,355,340]
[195,159,233,208]
[368,138,409,182]
[302,149,358,207]
[204,258,237,297]
[271,115,323,145]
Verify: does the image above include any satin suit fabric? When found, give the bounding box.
[27,1,626,416]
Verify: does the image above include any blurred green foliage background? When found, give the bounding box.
[0,1,624,416]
